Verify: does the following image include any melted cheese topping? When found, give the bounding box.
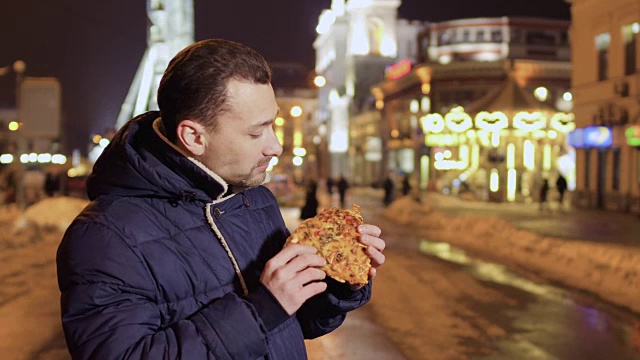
[286,204,370,285]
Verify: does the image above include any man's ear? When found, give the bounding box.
[176,119,207,156]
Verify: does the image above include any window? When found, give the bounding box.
[462,30,471,43]
[510,28,522,44]
[623,23,639,75]
[439,31,453,45]
[476,30,486,43]
[585,149,591,189]
[525,31,556,46]
[491,29,503,43]
[596,32,611,81]
[560,31,569,46]
[612,148,621,191]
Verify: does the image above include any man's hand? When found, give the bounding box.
[351,224,386,290]
[260,244,327,315]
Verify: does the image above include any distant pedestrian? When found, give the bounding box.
[401,175,411,197]
[300,179,319,220]
[337,175,349,208]
[539,179,550,211]
[4,171,16,204]
[383,175,395,207]
[45,172,60,197]
[556,174,567,206]
[326,177,334,196]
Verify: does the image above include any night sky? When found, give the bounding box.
[0,0,570,153]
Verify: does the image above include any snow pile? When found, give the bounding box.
[18,196,89,232]
[384,196,640,314]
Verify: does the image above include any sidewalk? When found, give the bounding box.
[304,187,640,247]
[341,187,640,248]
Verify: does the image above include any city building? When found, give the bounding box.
[270,63,323,185]
[372,17,572,202]
[568,0,640,212]
[313,0,424,183]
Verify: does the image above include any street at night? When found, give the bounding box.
[2,190,640,359]
[3,0,640,359]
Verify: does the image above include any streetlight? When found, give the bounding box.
[290,106,303,118]
[313,75,327,88]
[11,60,27,210]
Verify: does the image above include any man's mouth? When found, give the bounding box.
[256,158,272,169]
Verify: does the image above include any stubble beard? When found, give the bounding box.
[231,166,268,192]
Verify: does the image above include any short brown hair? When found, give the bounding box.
[157,39,272,142]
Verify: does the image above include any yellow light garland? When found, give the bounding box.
[445,107,473,133]
[513,112,547,131]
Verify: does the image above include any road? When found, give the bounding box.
[1,190,640,359]
[309,190,640,359]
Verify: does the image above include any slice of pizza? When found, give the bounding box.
[285,204,371,285]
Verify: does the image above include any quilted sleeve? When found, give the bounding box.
[295,278,372,339]
[57,221,269,359]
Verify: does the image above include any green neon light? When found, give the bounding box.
[626,127,640,146]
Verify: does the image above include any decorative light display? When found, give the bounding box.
[410,99,419,113]
[507,143,515,169]
[444,107,473,133]
[507,169,517,201]
[421,96,431,112]
[523,140,535,170]
[513,112,547,131]
[416,100,573,202]
[490,169,499,192]
[543,144,551,171]
[474,111,508,132]
[420,114,445,133]
[550,113,576,133]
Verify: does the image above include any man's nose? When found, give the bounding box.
[265,131,283,157]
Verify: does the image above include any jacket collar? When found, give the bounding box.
[86,111,232,202]
[152,118,232,200]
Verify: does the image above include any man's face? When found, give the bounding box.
[199,79,282,192]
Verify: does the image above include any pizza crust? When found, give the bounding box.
[285,204,371,285]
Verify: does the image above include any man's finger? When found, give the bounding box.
[285,253,327,274]
[358,224,381,237]
[266,244,318,271]
[367,246,385,268]
[360,234,385,253]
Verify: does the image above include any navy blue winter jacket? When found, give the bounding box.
[57,111,372,359]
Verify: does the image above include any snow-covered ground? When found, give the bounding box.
[2,194,640,359]
[383,194,640,314]
[20,194,638,316]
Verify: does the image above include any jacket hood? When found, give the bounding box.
[86,111,227,202]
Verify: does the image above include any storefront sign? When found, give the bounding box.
[584,126,612,148]
[566,128,584,148]
[386,59,412,80]
[626,125,640,146]
[568,126,612,148]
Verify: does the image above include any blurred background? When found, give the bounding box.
[2,0,640,359]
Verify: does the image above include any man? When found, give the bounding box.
[555,173,568,206]
[57,39,386,359]
[337,175,349,209]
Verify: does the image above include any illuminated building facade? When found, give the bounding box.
[569,0,640,212]
[115,0,194,129]
[269,63,323,183]
[313,0,424,181]
[372,17,572,202]
[271,88,321,184]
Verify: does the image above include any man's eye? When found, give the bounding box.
[250,133,261,139]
